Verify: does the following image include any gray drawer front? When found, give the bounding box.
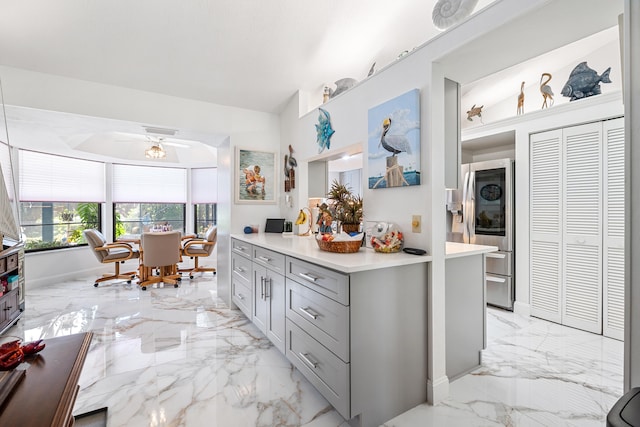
[485,251,512,276]
[231,239,252,259]
[253,246,286,274]
[286,257,349,305]
[286,320,350,419]
[232,253,252,282]
[286,279,350,362]
[232,277,252,318]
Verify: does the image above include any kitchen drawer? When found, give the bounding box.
[6,254,18,271]
[286,257,349,305]
[231,239,252,259]
[486,273,513,310]
[0,257,5,275]
[286,320,350,419]
[485,251,512,276]
[232,277,252,319]
[286,279,350,362]
[232,253,252,282]
[253,246,285,274]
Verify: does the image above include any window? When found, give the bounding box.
[192,168,217,235]
[20,202,101,251]
[113,203,185,238]
[19,151,105,252]
[194,203,216,236]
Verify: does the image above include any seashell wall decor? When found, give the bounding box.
[432,0,479,31]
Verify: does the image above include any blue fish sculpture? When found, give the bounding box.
[561,62,611,101]
[315,108,334,153]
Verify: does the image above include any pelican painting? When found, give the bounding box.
[367,89,421,189]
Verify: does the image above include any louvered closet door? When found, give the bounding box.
[530,130,563,323]
[562,122,603,334]
[603,117,625,340]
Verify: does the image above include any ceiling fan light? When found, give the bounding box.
[145,144,166,159]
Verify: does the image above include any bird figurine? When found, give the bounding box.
[287,145,297,189]
[283,154,291,192]
[517,81,525,115]
[540,73,554,109]
[379,118,412,156]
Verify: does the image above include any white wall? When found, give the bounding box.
[0,65,281,288]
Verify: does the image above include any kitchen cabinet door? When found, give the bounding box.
[561,121,603,334]
[266,270,285,353]
[603,117,625,340]
[530,129,563,323]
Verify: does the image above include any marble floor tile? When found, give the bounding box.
[5,274,624,426]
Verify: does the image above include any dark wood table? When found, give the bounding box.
[0,332,93,427]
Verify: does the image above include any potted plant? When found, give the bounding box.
[326,180,363,234]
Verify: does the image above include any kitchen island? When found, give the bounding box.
[445,241,498,380]
[230,233,430,427]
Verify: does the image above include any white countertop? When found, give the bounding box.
[231,233,432,273]
[445,241,498,259]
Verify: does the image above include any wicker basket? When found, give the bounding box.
[316,237,362,253]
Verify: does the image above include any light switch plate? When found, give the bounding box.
[412,215,421,233]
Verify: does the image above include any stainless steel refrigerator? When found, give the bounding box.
[446,158,515,310]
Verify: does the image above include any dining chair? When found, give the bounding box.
[84,229,139,287]
[138,231,182,290]
[179,226,217,279]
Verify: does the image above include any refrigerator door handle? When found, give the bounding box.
[467,171,476,243]
[462,171,471,243]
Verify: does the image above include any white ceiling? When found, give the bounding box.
[0,0,495,114]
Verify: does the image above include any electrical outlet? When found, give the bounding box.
[412,215,421,233]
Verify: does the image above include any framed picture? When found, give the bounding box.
[235,147,277,204]
[367,89,421,189]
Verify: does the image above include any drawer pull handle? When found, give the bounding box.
[486,253,506,259]
[486,275,506,283]
[237,245,247,252]
[234,267,245,273]
[298,272,319,282]
[258,256,272,262]
[299,352,318,369]
[237,293,244,300]
[299,307,319,320]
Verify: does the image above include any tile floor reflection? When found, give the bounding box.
[5,274,623,426]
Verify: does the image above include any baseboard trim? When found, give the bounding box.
[513,301,530,317]
[427,375,450,404]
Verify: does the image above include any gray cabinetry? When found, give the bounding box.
[231,243,253,319]
[252,263,285,353]
[0,243,23,334]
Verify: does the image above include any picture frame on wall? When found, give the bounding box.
[367,88,421,189]
[235,147,277,204]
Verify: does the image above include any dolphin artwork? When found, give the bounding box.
[561,62,611,101]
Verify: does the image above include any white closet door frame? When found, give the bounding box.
[561,122,603,334]
[603,117,625,340]
[530,129,563,323]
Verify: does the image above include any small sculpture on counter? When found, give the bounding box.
[517,81,525,115]
[561,62,611,101]
[466,104,484,123]
[539,73,554,109]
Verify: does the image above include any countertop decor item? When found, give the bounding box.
[316,232,363,253]
[517,81,525,115]
[369,222,404,253]
[540,73,554,108]
[326,180,363,233]
[561,61,611,101]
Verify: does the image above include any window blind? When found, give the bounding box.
[191,168,218,203]
[112,164,187,203]
[19,150,106,202]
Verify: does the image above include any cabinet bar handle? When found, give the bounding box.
[298,272,319,282]
[234,267,245,273]
[299,352,318,369]
[260,277,265,299]
[258,256,271,262]
[486,253,506,259]
[237,293,244,300]
[265,278,271,299]
[486,275,506,283]
[299,307,319,320]
[237,245,247,252]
